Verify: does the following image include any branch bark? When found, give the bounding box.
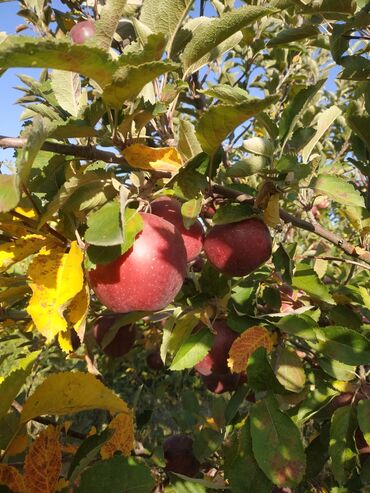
[0,135,131,170]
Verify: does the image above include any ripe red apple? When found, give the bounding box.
[163,435,200,477]
[92,315,136,358]
[70,20,96,44]
[204,217,272,277]
[195,320,238,376]
[146,351,164,370]
[88,212,187,313]
[151,196,204,262]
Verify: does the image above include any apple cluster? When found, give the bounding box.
[88,196,272,314]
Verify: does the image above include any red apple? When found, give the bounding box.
[70,20,96,44]
[151,196,204,262]
[201,372,246,394]
[146,351,164,370]
[195,320,238,376]
[88,212,187,313]
[163,435,200,477]
[204,217,272,277]
[92,315,136,357]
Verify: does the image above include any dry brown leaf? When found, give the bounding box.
[228,326,273,374]
[100,411,134,459]
[24,426,62,493]
[263,193,281,227]
[0,464,26,493]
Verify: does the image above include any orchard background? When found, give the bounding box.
[0,0,370,492]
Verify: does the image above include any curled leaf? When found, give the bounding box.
[122,144,182,173]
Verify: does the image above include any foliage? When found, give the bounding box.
[0,0,370,492]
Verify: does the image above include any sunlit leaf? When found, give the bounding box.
[228,326,273,374]
[100,412,134,459]
[21,372,130,423]
[122,144,183,172]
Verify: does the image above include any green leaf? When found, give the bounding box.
[293,262,335,305]
[196,96,277,155]
[276,313,318,339]
[102,60,178,107]
[181,197,202,229]
[275,347,306,393]
[0,351,40,420]
[75,456,155,493]
[357,400,370,446]
[185,31,243,75]
[268,24,320,46]
[177,120,202,161]
[212,203,254,225]
[120,208,144,254]
[247,347,287,393]
[199,84,249,103]
[0,411,21,450]
[250,394,306,488]
[0,174,20,213]
[38,172,109,227]
[182,5,275,74]
[166,313,200,357]
[170,328,214,371]
[318,358,356,382]
[329,406,357,486]
[301,105,342,162]
[340,55,370,81]
[95,0,128,52]
[17,117,55,182]
[279,80,325,142]
[224,420,272,493]
[299,0,356,18]
[0,36,116,87]
[227,156,269,177]
[68,429,112,482]
[314,174,365,208]
[347,109,370,155]
[139,0,194,53]
[85,201,123,247]
[193,428,223,462]
[165,481,206,493]
[50,70,81,117]
[314,326,370,365]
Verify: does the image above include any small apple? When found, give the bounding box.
[146,351,164,370]
[163,434,200,477]
[88,212,187,313]
[195,320,238,376]
[70,20,96,44]
[204,217,272,277]
[151,196,204,262]
[92,315,136,358]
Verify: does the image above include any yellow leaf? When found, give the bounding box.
[27,241,84,343]
[359,286,370,311]
[24,426,61,493]
[66,283,90,341]
[14,207,36,218]
[254,181,278,209]
[263,193,281,227]
[0,215,32,238]
[0,234,47,273]
[332,381,358,393]
[228,326,273,374]
[122,144,183,173]
[100,411,134,459]
[21,372,131,423]
[0,464,26,493]
[57,329,73,353]
[55,479,70,492]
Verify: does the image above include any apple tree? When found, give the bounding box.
[0,0,370,492]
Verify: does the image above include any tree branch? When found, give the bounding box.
[0,135,131,170]
[211,184,370,266]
